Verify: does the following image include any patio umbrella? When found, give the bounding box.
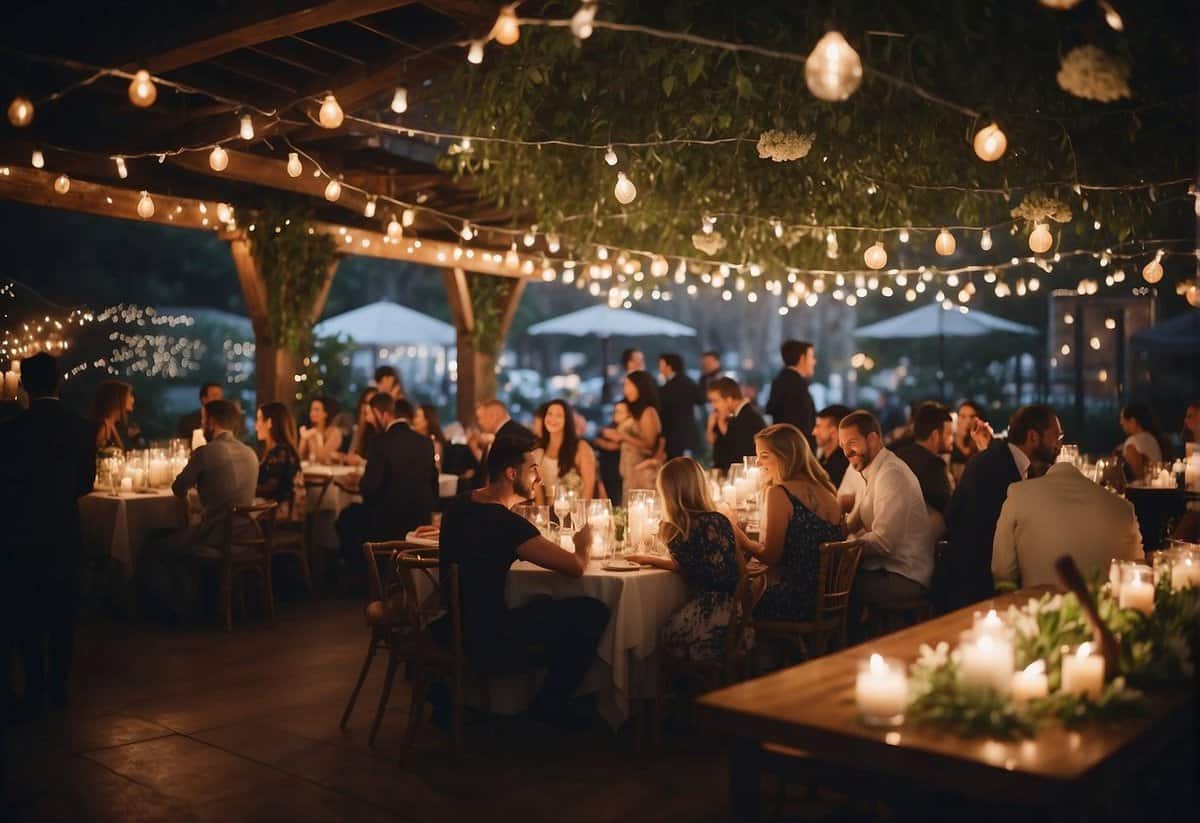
[1131,311,1200,355]
[854,302,1038,397]
[527,304,697,400]
[314,300,456,347]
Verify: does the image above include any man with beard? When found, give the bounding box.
[944,404,1063,610]
[434,438,610,730]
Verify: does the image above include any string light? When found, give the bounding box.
[460,221,474,241]
[216,202,233,223]
[972,122,1008,162]
[613,171,637,204]
[127,69,157,108]
[239,114,254,140]
[324,178,342,201]
[898,228,910,244]
[402,208,416,227]
[467,40,485,64]
[7,96,33,127]
[980,229,992,251]
[363,198,377,218]
[53,174,70,194]
[804,31,862,101]
[1099,0,1124,31]
[1029,223,1053,254]
[286,152,302,177]
[387,217,402,238]
[546,233,561,253]
[208,145,229,171]
[318,94,344,128]
[935,229,957,256]
[492,6,521,45]
[570,1,598,40]
[863,242,887,270]
[390,86,408,114]
[1142,250,1164,283]
[136,191,155,219]
[112,156,128,178]
[30,149,44,168]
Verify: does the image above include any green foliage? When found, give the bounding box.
[907,659,1036,739]
[294,334,357,410]
[467,273,518,355]
[248,203,337,352]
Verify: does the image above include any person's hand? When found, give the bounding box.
[624,553,655,565]
[342,452,364,466]
[600,427,620,440]
[572,523,593,553]
[299,425,314,440]
[413,524,440,539]
[970,419,994,452]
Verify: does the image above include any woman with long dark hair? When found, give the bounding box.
[535,398,597,501]
[345,386,378,463]
[91,380,136,449]
[601,370,662,495]
[1120,403,1168,480]
[413,403,447,465]
[255,402,301,512]
[298,395,342,463]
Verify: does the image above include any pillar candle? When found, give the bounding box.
[1118,573,1155,615]
[855,654,908,725]
[1011,661,1048,704]
[722,483,736,507]
[958,634,1015,694]
[1171,555,1200,591]
[119,477,133,492]
[1061,643,1105,699]
[628,501,648,548]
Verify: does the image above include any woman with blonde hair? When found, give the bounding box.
[750,423,844,621]
[627,457,756,662]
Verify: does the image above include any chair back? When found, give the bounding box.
[304,475,334,511]
[220,501,277,561]
[814,538,864,625]
[720,547,754,682]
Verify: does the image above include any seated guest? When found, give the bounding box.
[751,424,844,621]
[838,411,935,612]
[374,365,404,400]
[893,402,954,523]
[1120,403,1168,480]
[944,404,1062,610]
[993,460,1143,588]
[91,379,140,450]
[345,386,378,464]
[298,395,343,463]
[1181,400,1200,449]
[593,400,630,503]
[413,403,447,466]
[254,402,301,515]
[469,398,536,465]
[950,400,992,483]
[813,404,851,488]
[177,382,223,439]
[626,457,754,661]
[536,399,599,501]
[140,400,259,620]
[436,438,610,729]
[707,376,767,472]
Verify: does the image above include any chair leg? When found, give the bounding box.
[298,549,315,598]
[221,568,233,632]
[340,639,378,729]
[369,652,400,748]
[404,665,429,749]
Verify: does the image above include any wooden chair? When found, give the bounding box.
[194,502,277,632]
[271,475,332,597]
[752,538,865,664]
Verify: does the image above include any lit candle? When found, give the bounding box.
[734,475,754,504]
[148,457,169,487]
[1011,660,1049,704]
[1108,559,1123,596]
[127,466,145,488]
[1118,565,1155,615]
[958,633,1015,694]
[722,482,736,507]
[191,427,206,450]
[119,477,133,492]
[855,654,908,726]
[1171,555,1200,591]
[593,534,607,559]
[628,501,648,549]
[973,609,1007,637]
[1061,642,1105,699]
[745,466,761,489]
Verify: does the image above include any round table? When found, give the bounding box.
[79,489,185,571]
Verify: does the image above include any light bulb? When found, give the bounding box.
[53,174,70,194]
[387,217,402,238]
[505,244,520,269]
[1185,283,1200,308]
[614,171,637,204]
[137,191,155,219]
[318,94,343,129]
[492,6,520,45]
[1141,254,1164,284]
[402,208,415,227]
[571,1,597,39]
[935,229,956,256]
[217,202,233,223]
[128,69,157,108]
[30,149,44,169]
[239,114,254,140]
[286,152,302,178]
[973,122,1008,162]
[1028,223,1053,254]
[460,222,474,241]
[7,96,33,127]
[324,178,341,201]
[804,31,862,102]
[980,229,993,251]
[546,233,560,253]
[863,242,887,270]
[390,86,408,114]
[1099,0,1124,30]
[651,256,669,277]
[467,40,485,64]
[604,147,618,166]
[363,198,376,218]
[522,229,536,247]
[898,228,910,244]
[114,157,128,179]
[209,146,229,171]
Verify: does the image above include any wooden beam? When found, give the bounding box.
[418,0,503,26]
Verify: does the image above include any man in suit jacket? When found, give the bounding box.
[943,404,1062,610]
[992,462,1142,589]
[813,404,851,488]
[657,352,703,459]
[0,353,95,713]
[765,339,817,447]
[706,376,766,472]
[359,395,437,540]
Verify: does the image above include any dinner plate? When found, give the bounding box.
[601,559,643,572]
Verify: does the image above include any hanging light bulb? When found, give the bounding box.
[402,208,416,227]
[898,227,910,244]
[127,70,157,108]
[1185,283,1200,308]
[387,217,402,238]
[604,146,618,166]
[318,94,344,128]
[546,233,561,253]
[208,145,229,171]
[467,40,485,64]
[286,152,302,177]
[505,243,520,269]
[571,0,597,40]
[972,122,1008,162]
[980,229,993,251]
[1028,223,1053,254]
[217,202,233,223]
[238,114,254,140]
[363,198,377,218]
[863,241,887,270]
[460,222,474,241]
[53,174,70,194]
[114,156,128,179]
[1141,251,1164,284]
[7,96,33,127]
[1099,0,1124,30]
[825,229,839,259]
[613,171,637,204]
[804,32,862,102]
[30,149,44,168]
[650,256,669,278]
[492,6,520,45]
[324,178,342,201]
[136,191,155,219]
[935,229,956,256]
[390,86,409,115]
[522,229,536,247]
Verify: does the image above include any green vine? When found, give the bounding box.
[467,273,517,356]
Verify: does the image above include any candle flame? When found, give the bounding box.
[1024,660,1046,676]
[869,653,886,673]
[1077,642,1093,658]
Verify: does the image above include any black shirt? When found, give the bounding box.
[819,447,849,489]
[439,495,539,649]
[765,368,816,444]
[893,439,952,514]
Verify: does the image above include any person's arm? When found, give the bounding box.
[516,523,591,577]
[1123,443,1147,479]
[991,495,1019,587]
[578,441,597,500]
[317,427,343,461]
[172,449,202,498]
[756,485,792,565]
[631,408,661,453]
[624,552,680,570]
[854,468,902,559]
[923,462,952,514]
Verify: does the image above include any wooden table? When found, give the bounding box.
[697,587,1195,821]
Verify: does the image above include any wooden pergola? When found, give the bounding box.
[0,0,537,421]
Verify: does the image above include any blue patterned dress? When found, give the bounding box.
[660,511,744,662]
[754,486,843,621]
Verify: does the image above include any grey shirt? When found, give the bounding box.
[172,430,259,545]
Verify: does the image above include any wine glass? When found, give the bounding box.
[553,487,572,528]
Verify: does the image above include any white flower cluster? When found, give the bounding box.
[692,231,727,256]
[1011,193,1073,224]
[1056,45,1132,103]
[756,130,815,162]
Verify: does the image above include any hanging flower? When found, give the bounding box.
[1011,193,1073,224]
[692,231,727,256]
[756,130,815,162]
[1056,46,1132,103]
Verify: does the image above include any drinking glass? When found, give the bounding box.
[553,486,573,528]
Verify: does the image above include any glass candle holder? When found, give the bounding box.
[1169,550,1200,592]
[1060,643,1105,699]
[1011,660,1049,704]
[1118,563,1155,615]
[855,654,908,727]
[957,629,1014,694]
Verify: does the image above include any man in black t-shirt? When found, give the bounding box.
[436,438,610,729]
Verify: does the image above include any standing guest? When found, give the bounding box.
[140,400,259,620]
[0,353,94,715]
[626,458,754,662]
[593,400,630,503]
[177,382,223,439]
[892,402,954,519]
[469,398,537,477]
[944,404,1062,610]
[345,386,379,464]
[750,425,844,622]
[254,402,301,514]
[298,395,343,463]
[536,399,598,501]
[1181,400,1200,448]
[812,404,851,488]
[374,365,404,400]
[1120,403,1168,480]
[91,379,139,450]
[838,411,935,614]
[434,438,609,730]
[707,376,767,472]
[621,347,645,374]
[992,461,1143,590]
[698,350,723,397]
[950,400,993,483]
[658,352,704,459]
[765,340,817,446]
[602,371,663,494]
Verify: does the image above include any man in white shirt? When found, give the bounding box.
[838,411,935,613]
[993,462,1143,588]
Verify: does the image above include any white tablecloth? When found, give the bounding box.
[79,489,184,570]
[303,464,362,548]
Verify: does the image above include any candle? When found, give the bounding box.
[1118,565,1155,615]
[628,501,648,549]
[593,534,607,559]
[745,466,761,489]
[1171,555,1200,591]
[958,633,1015,694]
[127,466,145,488]
[856,654,908,726]
[1011,660,1049,704]
[119,477,133,492]
[722,482,736,507]
[1061,643,1105,699]
[734,476,754,504]
[1108,559,1123,596]
[973,609,1007,637]
[148,457,169,487]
